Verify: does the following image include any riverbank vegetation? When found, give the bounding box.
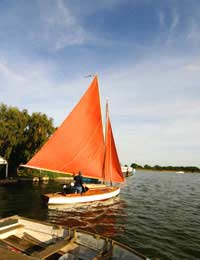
[0,103,55,176]
[17,167,71,179]
[130,163,200,173]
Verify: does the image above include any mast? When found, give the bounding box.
[106,101,113,186]
[102,99,108,184]
[102,99,112,185]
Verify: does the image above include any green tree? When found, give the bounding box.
[154,165,162,171]
[144,164,152,170]
[23,112,54,162]
[0,103,55,176]
[131,163,143,169]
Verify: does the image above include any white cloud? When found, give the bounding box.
[158,11,165,28]
[170,9,179,32]
[98,52,200,167]
[184,63,200,71]
[37,0,88,50]
[0,61,24,82]
[164,8,179,45]
[186,18,200,47]
[0,55,97,126]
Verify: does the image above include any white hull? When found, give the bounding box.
[121,166,133,173]
[44,186,120,205]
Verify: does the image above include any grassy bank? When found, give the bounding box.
[17,167,71,179]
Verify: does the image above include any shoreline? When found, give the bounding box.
[135,169,200,174]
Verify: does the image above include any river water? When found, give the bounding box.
[0,170,199,260]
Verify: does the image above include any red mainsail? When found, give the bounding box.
[25,76,105,179]
[24,76,124,183]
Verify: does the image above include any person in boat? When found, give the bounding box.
[74,171,84,193]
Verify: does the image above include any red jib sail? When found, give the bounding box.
[104,104,124,183]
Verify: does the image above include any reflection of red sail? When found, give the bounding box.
[48,198,127,238]
[23,75,124,186]
[25,76,105,180]
[104,104,124,183]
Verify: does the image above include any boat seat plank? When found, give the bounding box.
[0,223,24,235]
[85,184,106,189]
[31,239,69,259]
[2,235,43,254]
[0,246,38,260]
[23,232,49,247]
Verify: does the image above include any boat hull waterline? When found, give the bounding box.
[44,186,120,205]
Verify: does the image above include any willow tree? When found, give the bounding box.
[0,103,55,176]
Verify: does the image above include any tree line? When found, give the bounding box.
[0,103,55,176]
[130,163,200,173]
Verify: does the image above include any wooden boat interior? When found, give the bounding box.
[46,185,119,199]
[0,215,147,260]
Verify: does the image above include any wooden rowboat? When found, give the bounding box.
[0,215,150,260]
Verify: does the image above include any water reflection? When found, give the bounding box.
[47,196,127,237]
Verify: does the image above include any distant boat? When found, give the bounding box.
[21,76,124,205]
[0,215,151,260]
[121,166,135,177]
[176,171,185,174]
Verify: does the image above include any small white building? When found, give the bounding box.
[0,156,8,178]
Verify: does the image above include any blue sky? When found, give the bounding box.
[0,0,200,167]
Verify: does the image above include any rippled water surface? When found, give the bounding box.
[0,171,200,260]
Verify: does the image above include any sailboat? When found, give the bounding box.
[22,76,124,205]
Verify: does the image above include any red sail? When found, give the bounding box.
[25,76,105,179]
[104,109,124,183]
